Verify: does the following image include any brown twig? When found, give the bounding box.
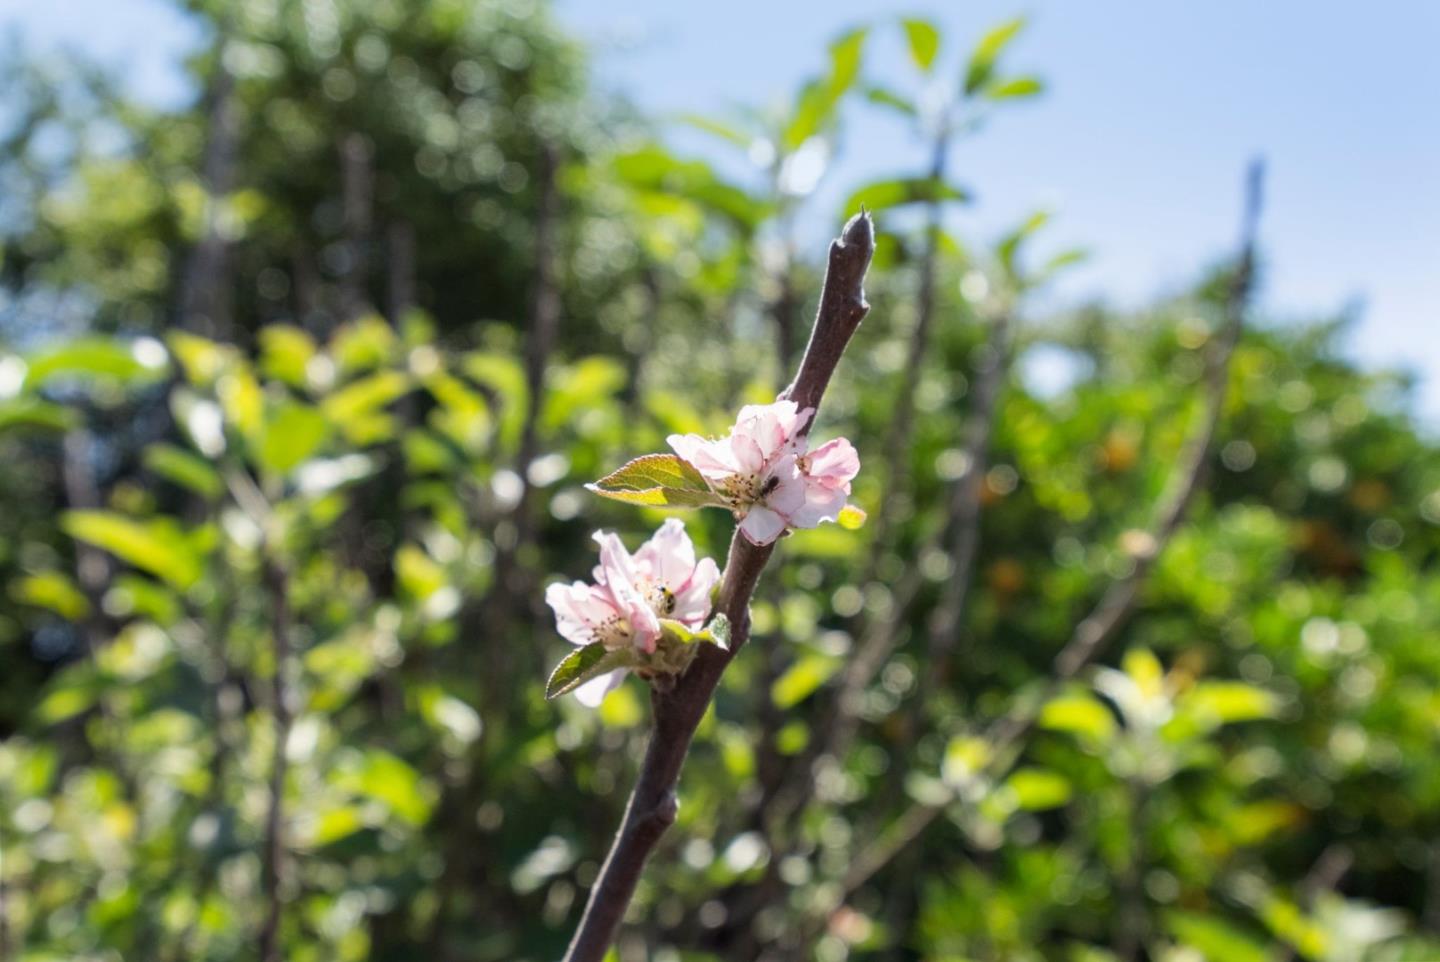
[562,212,875,962]
[861,133,951,571]
[258,556,293,962]
[822,159,1264,923]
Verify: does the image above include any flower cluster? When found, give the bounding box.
[545,519,720,705]
[668,400,859,546]
[546,400,859,703]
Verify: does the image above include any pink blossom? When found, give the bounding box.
[667,400,860,545]
[545,519,720,705]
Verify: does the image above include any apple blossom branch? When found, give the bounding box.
[561,211,875,962]
[824,158,1264,927]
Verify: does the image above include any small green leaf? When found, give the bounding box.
[1005,767,1073,810]
[706,612,731,650]
[1039,693,1117,742]
[258,325,317,388]
[676,113,753,149]
[257,403,329,475]
[12,571,90,620]
[0,397,75,433]
[143,443,223,498]
[587,454,723,509]
[659,614,731,651]
[842,176,970,216]
[771,652,841,709]
[1181,681,1278,727]
[902,18,941,72]
[62,511,205,591]
[25,337,166,389]
[546,643,636,700]
[864,85,918,117]
[838,505,868,530]
[964,16,1026,95]
[985,75,1045,100]
[1164,910,1271,962]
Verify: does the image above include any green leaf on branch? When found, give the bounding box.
[864,85,918,117]
[985,75,1045,100]
[902,18,941,72]
[24,337,167,389]
[842,177,970,216]
[0,397,75,433]
[964,16,1026,95]
[706,612,731,650]
[143,443,223,498]
[545,643,636,700]
[837,504,868,530]
[659,612,731,651]
[587,454,722,509]
[1004,767,1073,810]
[62,510,206,591]
[257,402,329,475]
[771,651,841,708]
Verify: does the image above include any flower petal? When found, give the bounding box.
[805,437,860,489]
[574,668,627,707]
[740,505,788,545]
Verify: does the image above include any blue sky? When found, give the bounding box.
[4,0,1436,417]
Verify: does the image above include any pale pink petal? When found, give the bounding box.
[595,532,661,652]
[739,506,788,545]
[574,668,627,707]
[545,581,616,647]
[729,430,768,476]
[788,480,849,529]
[805,437,860,489]
[635,517,697,589]
[667,433,740,480]
[671,556,720,626]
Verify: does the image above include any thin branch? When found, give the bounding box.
[923,313,1011,678]
[178,50,238,338]
[861,133,950,571]
[825,159,1264,920]
[562,212,875,962]
[258,555,293,962]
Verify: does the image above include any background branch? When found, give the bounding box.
[823,159,1264,923]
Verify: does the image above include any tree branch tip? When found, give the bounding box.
[839,210,875,257]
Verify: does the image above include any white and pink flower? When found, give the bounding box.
[667,400,860,546]
[545,519,721,705]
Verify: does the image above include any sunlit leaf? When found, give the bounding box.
[902,18,940,72]
[62,510,205,590]
[258,325,317,388]
[676,113,753,149]
[25,337,166,389]
[1004,767,1073,810]
[143,443,223,498]
[865,85,918,117]
[985,75,1045,100]
[0,397,75,432]
[546,643,637,700]
[587,453,722,509]
[256,402,329,474]
[964,16,1026,95]
[842,176,970,216]
[12,571,90,620]
[771,652,841,709]
[1164,910,1271,962]
[1039,692,1117,742]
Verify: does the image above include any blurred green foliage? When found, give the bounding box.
[1,3,1439,961]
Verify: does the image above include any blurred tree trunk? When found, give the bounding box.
[177,55,238,339]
